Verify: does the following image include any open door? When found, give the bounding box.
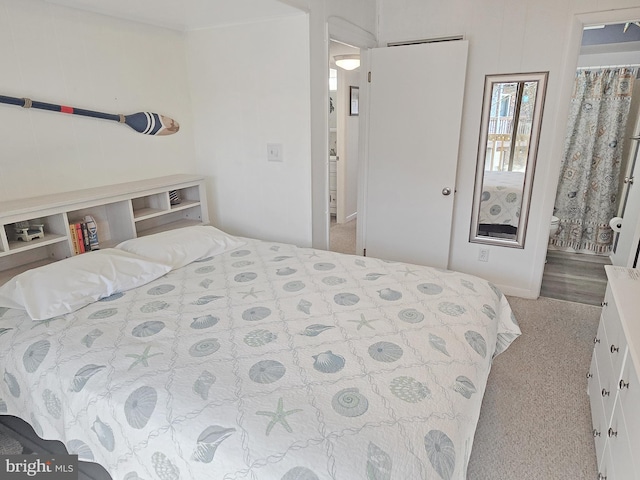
[362,40,468,269]
[610,137,640,267]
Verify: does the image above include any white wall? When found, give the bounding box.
[0,0,195,202]
[377,0,640,297]
[185,14,313,247]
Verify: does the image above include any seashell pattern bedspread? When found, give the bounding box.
[0,237,520,480]
[479,170,525,228]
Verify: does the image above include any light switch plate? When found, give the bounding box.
[267,143,283,162]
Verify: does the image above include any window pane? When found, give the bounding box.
[511,81,538,172]
[485,81,538,172]
[486,82,518,171]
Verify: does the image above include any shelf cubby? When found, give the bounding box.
[132,192,170,220]
[2,213,69,256]
[135,205,202,238]
[67,200,135,250]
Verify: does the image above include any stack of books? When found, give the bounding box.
[69,216,99,254]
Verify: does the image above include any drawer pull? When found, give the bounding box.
[594,337,601,344]
[608,428,617,438]
[586,372,593,379]
[601,388,610,397]
[601,301,608,307]
[610,345,619,354]
[593,429,601,437]
[619,379,630,389]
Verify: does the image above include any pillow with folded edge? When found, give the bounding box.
[0,249,172,321]
[114,225,246,269]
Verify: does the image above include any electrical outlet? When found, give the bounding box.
[478,248,490,262]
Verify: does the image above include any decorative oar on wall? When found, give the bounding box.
[0,95,179,136]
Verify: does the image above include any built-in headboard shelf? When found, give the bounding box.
[0,174,209,285]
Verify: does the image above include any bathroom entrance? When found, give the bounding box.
[542,22,640,304]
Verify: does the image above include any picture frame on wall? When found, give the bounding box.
[350,86,359,116]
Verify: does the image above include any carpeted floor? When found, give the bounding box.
[0,296,600,479]
[468,295,600,479]
[329,217,357,255]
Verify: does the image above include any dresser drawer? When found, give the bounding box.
[606,397,638,480]
[588,352,608,466]
[599,440,615,480]
[594,315,618,422]
[619,357,640,475]
[602,291,627,388]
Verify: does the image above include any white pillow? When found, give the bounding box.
[0,249,171,321]
[115,225,246,269]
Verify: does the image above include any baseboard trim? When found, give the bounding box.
[345,212,357,223]
[496,283,538,299]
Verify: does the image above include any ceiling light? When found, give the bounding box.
[334,54,360,71]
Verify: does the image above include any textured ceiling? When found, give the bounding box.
[44,0,305,31]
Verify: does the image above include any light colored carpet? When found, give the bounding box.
[329,217,356,255]
[468,296,600,479]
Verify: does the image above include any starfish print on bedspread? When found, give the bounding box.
[398,266,419,277]
[240,287,264,299]
[348,314,379,331]
[256,397,303,436]
[126,346,163,370]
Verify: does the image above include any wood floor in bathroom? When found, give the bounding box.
[540,250,610,306]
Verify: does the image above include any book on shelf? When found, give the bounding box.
[84,215,100,251]
[81,222,90,252]
[75,223,85,254]
[69,223,80,255]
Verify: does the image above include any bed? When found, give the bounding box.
[0,226,520,480]
[478,171,525,236]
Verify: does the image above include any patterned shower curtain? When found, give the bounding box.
[550,67,637,254]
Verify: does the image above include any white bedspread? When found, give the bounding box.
[0,237,520,480]
[480,171,525,228]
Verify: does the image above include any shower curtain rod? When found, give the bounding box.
[576,64,640,70]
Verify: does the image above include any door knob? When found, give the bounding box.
[442,187,452,196]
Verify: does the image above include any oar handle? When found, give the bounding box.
[0,95,24,107]
[0,95,120,121]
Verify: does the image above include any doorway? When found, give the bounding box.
[541,21,640,305]
[328,40,359,255]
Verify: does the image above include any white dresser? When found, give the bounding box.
[588,266,640,480]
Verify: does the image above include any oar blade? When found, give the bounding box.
[124,112,180,136]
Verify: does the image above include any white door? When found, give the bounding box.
[363,40,468,268]
[611,144,640,267]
